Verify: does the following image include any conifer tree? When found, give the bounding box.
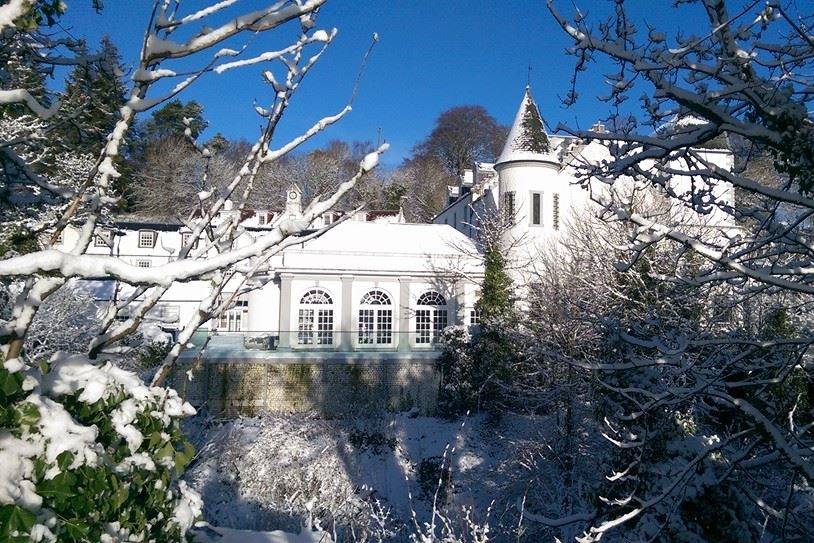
[56,36,127,156]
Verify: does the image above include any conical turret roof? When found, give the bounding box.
[496,86,557,166]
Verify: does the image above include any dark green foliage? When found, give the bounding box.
[140,100,208,142]
[0,37,50,118]
[0,226,40,257]
[55,36,128,157]
[438,322,521,416]
[0,362,197,542]
[381,181,407,210]
[348,428,396,454]
[513,99,550,154]
[475,247,513,322]
[676,483,760,542]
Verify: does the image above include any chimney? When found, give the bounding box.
[590,121,607,134]
[447,185,460,205]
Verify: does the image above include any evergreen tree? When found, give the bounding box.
[0,35,51,119]
[140,100,207,142]
[476,246,513,321]
[56,36,127,156]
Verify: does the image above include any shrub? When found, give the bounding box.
[0,352,200,542]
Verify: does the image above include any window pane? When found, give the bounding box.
[532,192,541,225]
[298,309,314,344]
[377,309,392,344]
[433,309,448,343]
[317,309,333,345]
[416,309,431,344]
[553,193,560,230]
[358,309,374,344]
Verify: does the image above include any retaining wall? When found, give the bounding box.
[168,355,441,417]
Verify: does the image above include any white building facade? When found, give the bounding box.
[59,85,734,357]
[435,86,736,284]
[59,193,483,354]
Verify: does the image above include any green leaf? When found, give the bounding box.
[15,402,40,428]
[37,471,76,501]
[56,451,74,472]
[0,370,22,397]
[0,504,36,538]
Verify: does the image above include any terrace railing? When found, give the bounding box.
[187,329,452,353]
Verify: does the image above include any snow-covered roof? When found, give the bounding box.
[296,220,479,256]
[496,86,559,166]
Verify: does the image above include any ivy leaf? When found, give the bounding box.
[0,504,36,538]
[16,402,41,428]
[56,451,75,472]
[37,471,76,501]
[0,370,22,397]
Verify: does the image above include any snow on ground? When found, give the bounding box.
[193,526,333,543]
[182,411,581,540]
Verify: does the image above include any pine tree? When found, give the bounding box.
[0,35,51,119]
[476,246,513,321]
[140,100,208,142]
[56,36,127,156]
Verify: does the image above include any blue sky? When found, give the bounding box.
[55,1,703,166]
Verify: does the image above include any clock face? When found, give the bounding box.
[288,191,298,200]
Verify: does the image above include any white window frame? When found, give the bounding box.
[138,229,157,249]
[217,294,248,332]
[357,289,393,346]
[415,291,448,345]
[469,308,481,326]
[297,289,334,346]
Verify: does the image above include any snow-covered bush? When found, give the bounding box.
[22,282,101,363]
[0,352,199,542]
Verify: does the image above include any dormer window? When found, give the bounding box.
[94,230,110,247]
[138,230,157,248]
[258,213,267,225]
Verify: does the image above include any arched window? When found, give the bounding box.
[298,289,334,345]
[358,289,393,345]
[415,291,448,344]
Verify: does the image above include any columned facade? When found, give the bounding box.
[278,273,293,349]
[268,271,477,353]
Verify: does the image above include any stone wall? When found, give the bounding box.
[168,356,441,417]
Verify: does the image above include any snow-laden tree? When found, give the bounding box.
[0,1,384,540]
[541,0,814,540]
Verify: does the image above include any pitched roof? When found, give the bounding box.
[496,86,559,166]
[297,220,479,256]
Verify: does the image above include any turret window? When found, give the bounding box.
[552,193,560,230]
[531,191,542,226]
[504,192,516,222]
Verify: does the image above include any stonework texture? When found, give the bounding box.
[169,357,441,417]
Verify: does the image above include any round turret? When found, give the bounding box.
[496,87,574,262]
